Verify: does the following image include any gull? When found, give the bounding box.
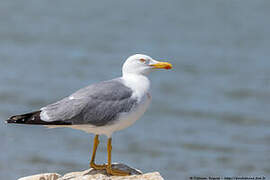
[6,54,172,176]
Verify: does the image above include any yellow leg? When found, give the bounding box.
[106,138,130,176]
[90,135,106,170]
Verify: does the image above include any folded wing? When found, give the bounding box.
[6,79,138,126]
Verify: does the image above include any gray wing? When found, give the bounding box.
[41,78,138,126]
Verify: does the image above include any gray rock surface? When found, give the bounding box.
[18,163,164,180]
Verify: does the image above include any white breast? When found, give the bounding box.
[111,91,151,132]
[108,74,151,132]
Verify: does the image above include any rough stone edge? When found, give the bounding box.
[18,173,61,180]
[18,172,164,180]
[18,163,164,180]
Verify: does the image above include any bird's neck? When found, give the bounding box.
[122,73,150,99]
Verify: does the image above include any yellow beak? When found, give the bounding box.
[150,61,173,70]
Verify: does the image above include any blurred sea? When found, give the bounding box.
[1,0,270,179]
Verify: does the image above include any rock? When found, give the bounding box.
[18,163,164,180]
[18,173,60,180]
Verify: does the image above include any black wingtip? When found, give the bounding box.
[5,116,21,124]
[5,120,14,124]
[5,111,72,125]
[5,112,41,124]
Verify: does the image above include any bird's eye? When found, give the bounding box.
[139,58,146,63]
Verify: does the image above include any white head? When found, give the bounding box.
[122,54,172,76]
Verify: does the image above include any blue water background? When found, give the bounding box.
[0,1,270,179]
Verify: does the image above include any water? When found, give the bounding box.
[1,0,270,179]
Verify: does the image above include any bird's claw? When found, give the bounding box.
[90,162,107,170]
[106,166,130,176]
